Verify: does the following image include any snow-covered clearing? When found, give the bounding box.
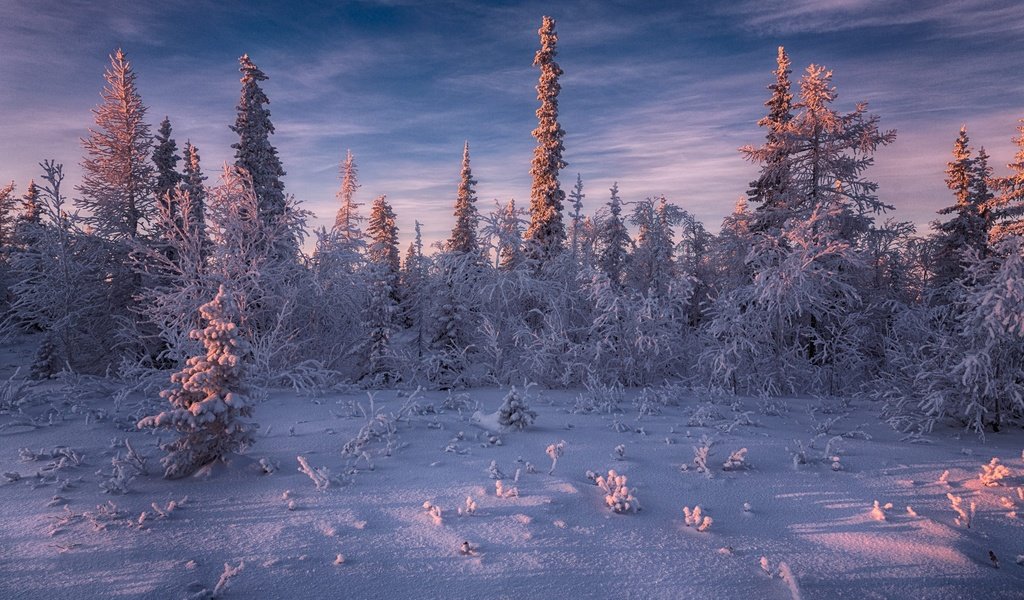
[1,373,1022,599]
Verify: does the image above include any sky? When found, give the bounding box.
[1,0,1022,250]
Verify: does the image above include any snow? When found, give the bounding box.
[1,362,1022,599]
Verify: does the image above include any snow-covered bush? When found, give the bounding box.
[422,500,443,525]
[297,456,331,491]
[495,480,518,498]
[683,505,712,532]
[595,469,639,513]
[869,500,892,521]
[498,385,537,430]
[546,440,565,475]
[946,492,975,528]
[137,285,254,479]
[979,458,1011,487]
[722,448,750,471]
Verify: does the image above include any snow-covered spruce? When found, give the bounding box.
[138,285,254,479]
[546,440,565,475]
[979,458,1011,487]
[498,386,537,430]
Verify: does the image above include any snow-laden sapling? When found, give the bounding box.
[187,560,245,600]
[422,501,443,525]
[297,456,331,491]
[869,500,892,521]
[682,435,714,477]
[138,286,254,479]
[497,386,537,430]
[546,440,565,475]
[979,458,1011,487]
[722,448,749,471]
[947,492,976,528]
[683,505,712,532]
[595,469,639,513]
[495,480,518,498]
[457,496,477,516]
[487,460,505,480]
[612,444,626,461]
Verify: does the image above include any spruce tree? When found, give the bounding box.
[332,149,363,244]
[181,142,208,250]
[138,285,254,479]
[597,182,631,286]
[20,180,42,226]
[524,16,567,265]
[0,182,15,253]
[231,54,288,239]
[76,49,154,241]
[362,195,401,384]
[497,198,523,270]
[569,173,585,262]
[366,194,400,277]
[448,141,480,254]
[933,127,990,288]
[153,116,182,218]
[745,46,794,236]
[990,119,1024,242]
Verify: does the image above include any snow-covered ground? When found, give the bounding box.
[1,360,1022,599]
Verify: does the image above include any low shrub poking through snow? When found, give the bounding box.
[870,500,893,521]
[296,456,331,491]
[422,501,443,525]
[498,386,537,430]
[594,469,639,514]
[947,492,976,528]
[495,480,519,498]
[722,448,750,471]
[683,505,712,532]
[458,496,477,516]
[546,441,565,475]
[979,458,1011,487]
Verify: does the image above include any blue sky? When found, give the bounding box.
[1,0,1022,250]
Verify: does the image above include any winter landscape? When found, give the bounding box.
[1,2,1023,599]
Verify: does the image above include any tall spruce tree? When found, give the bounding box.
[332,149,363,243]
[77,49,154,241]
[231,55,288,240]
[497,198,523,270]
[181,142,208,249]
[569,173,585,262]
[524,16,567,265]
[933,127,990,288]
[745,46,794,236]
[990,119,1024,242]
[448,141,480,254]
[153,116,182,217]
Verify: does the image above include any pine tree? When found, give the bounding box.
[745,46,794,236]
[933,127,990,288]
[596,182,631,286]
[153,116,182,218]
[568,173,585,262]
[76,49,154,241]
[524,16,567,265]
[448,141,480,253]
[990,119,1024,242]
[138,285,254,479]
[231,54,289,245]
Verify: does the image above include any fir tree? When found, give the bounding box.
[568,173,585,262]
[596,182,631,286]
[524,16,567,265]
[361,195,401,384]
[76,48,154,241]
[0,181,15,253]
[231,54,288,245]
[138,285,254,479]
[448,141,480,254]
[990,119,1024,242]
